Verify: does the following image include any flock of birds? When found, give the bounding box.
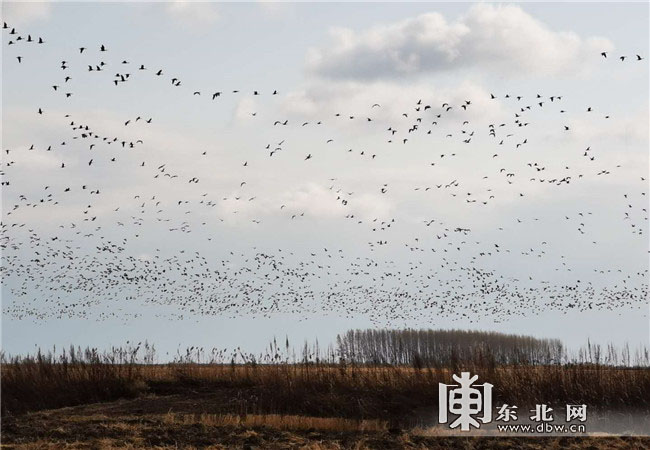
[1,19,648,325]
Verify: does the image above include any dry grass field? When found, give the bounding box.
[2,405,649,449]
[2,398,650,449]
[2,339,650,448]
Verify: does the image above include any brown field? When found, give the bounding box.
[3,404,650,450]
[3,357,650,419]
[3,407,649,449]
[2,337,649,448]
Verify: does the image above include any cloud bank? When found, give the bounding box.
[307,4,613,80]
[165,1,219,28]
[2,2,52,27]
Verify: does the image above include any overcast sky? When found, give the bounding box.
[1,2,648,357]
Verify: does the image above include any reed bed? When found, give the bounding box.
[2,331,649,420]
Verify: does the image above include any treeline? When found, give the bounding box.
[336,329,564,367]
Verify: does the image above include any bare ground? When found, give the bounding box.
[2,393,649,449]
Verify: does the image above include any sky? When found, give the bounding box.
[1,2,648,358]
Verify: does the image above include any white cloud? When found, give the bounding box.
[257,0,292,17]
[165,1,219,28]
[234,97,259,121]
[279,79,505,126]
[213,183,393,224]
[570,108,649,145]
[307,4,614,80]
[280,183,393,221]
[1,2,52,27]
